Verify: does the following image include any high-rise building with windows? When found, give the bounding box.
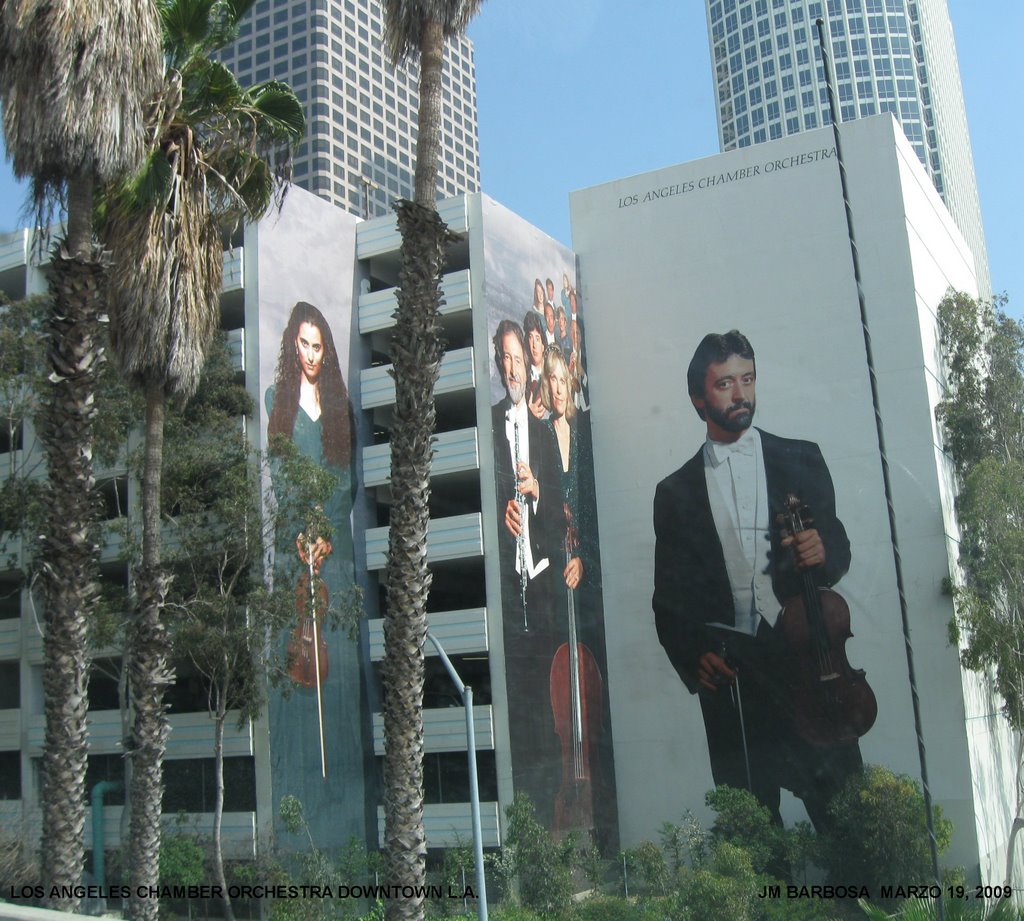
[704,0,989,294]
[217,0,480,218]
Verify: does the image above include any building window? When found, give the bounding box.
[164,757,257,813]
[0,752,20,799]
[87,659,121,711]
[0,662,19,709]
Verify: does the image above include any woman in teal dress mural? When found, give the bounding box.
[267,301,353,589]
[265,300,367,846]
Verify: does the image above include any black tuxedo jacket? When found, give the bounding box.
[492,399,565,597]
[652,428,850,693]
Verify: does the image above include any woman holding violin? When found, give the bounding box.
[653,331,870,837]
[266,301,355,777]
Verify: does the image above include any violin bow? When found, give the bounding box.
[304,533,328,779]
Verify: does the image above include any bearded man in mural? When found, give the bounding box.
[652,329,866,834]
[492,317,566,826]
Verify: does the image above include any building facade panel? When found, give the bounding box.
[568,116,1008,878]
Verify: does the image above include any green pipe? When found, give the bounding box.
[91,780,122,888]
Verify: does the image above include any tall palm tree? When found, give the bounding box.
[380,4,482,919]
[101,2,303,917]
[0,1,161,909]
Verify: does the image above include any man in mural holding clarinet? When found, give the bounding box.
[652,329,868,838]
[492,317,566,826]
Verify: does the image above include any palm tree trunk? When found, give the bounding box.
[381,19,451,920]
[382,201,448,921]
[127,378,172,921]
[212,689,235,921]
[39,172,105,911]
[412,19,445,207]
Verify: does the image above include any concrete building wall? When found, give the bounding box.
[569,115,1004,878]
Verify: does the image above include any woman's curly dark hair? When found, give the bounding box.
[268,301,352,467]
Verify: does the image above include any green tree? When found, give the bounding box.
[377,3,483,919]
[818,765,953,907]
[0,2,161,906]
[99,2,303,915]
[496,794,574,917]
[154,338,280,920]
[705,786,786,877]
[0,293,47,546]
[667,840,760,921]
[935,291,1024,890]
[158,339,359,921]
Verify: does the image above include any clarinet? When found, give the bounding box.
[513,420,529,631]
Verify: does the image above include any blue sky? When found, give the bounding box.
[465,0,1021,313]
[1,0,1019,313]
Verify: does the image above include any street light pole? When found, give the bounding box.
[426,632,488,921]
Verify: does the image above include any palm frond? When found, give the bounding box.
[382,0,483,63]
[103,0,303,400]
[0,0,162,207]
[182,58,243,119]
[105,176,221,399]
[247,82,306,142]
[119,147,177,215]
[232,158,276,218]
[159,0,218,66]
[202,0,257,52]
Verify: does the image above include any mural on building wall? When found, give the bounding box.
[652,329,876,834]
[565,124,984,869]
[483,201,617,851]
[265,300,354,729]
[257,192,368,849]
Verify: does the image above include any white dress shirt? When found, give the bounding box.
[703,427,777,635]
[504,399,548,579]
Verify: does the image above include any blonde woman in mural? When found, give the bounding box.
[542,344,586,590]
[542,342,608,840]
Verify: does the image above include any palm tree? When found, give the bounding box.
[860,896,1018,921]
[380,3,482,919]
[101,2,303,917]
[0,1,161,909]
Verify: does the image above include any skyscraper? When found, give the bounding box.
[704,0,989,294]
[217,0,480,218]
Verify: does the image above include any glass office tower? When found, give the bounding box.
[705,0,989,293]
[218,0,480,218]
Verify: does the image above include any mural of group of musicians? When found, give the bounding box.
[484,211,617,849]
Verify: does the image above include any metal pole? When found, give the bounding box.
[427,632,488,921]
[91,779,122,888]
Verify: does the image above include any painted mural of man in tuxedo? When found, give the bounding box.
[492,318,565,825]
[652,330,863,833]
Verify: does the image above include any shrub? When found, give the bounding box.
[706,786,786,876]
[499,794,575,916]
[572,893,664,921]
[818,765,953,906]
